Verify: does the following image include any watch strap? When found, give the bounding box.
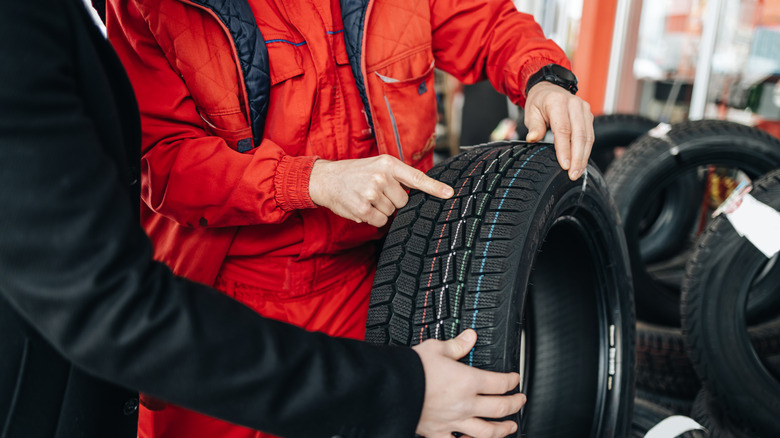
[525,64,579,96]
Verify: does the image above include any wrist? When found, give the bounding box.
[308,158,327,207]
[525,63,578,96]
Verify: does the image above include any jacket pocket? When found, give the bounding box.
[266,41,305,85]
[263,40,313,150]
[199,109,254,152]
[370,48,437,167]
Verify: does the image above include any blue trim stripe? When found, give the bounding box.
[327,29,345,35]
[468,146,549,366]
[265,39,307,46]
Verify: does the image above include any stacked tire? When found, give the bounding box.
[605,119,780,437]
[365,141,636,437]
[682,170,780,437]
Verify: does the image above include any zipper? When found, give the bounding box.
[361,0,387,154]
[383,95,404,162]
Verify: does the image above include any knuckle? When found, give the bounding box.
[356,202,372,217]
[508,395,525,414]
[557,125,573,136]
[503,374,518,391]
[581,99,591,112]
[552,92,568,104]
[398,192,409,207]
[413,171,428,187]
[372,172,389,186]
[377,154,395,168]
[372,215,388,228]
[498,402,514,418]
[572,133,589,144]
[363,189,379,202]
[474,423,494,438]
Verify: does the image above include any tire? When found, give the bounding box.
[691,389,758,438]
[606,120,780,325]
[633,398,676,438]
[636,322,700,398]
[765,354,780,381]
[635,388,695,417]
[633,398,707,438]
[592,113,658,172]
[682,170,780,437]
[600,117,705,275]
[750,318,780,362]
[366,141,635,437]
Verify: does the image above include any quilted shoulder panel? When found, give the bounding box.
[135,0,269,147]
[363,0,432,70]
[194,0,269,146]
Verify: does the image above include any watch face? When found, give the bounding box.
[526,63,579,95]
[550,64,577,83]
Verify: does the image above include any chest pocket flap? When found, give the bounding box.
[266,40,305,85]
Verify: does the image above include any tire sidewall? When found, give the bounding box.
[500,164,635,437]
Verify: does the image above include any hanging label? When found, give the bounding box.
[644,415,705,438]
[724,193,780,258]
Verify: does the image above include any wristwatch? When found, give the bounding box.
[525,63,579,95]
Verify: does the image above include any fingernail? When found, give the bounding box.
[563,159,571,170]
[570,169,580,180]
[443,186,454,198]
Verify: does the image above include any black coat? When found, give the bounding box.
[0,1,424,437]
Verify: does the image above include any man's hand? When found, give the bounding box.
[525,81,594,181]
[413,330,525,438]
[309,155,454,227]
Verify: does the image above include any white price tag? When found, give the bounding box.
[725,194,780,258]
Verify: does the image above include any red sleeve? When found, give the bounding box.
[106,0,317,229]
[430,0,571,107]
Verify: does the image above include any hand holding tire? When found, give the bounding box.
[309,155,454,227]
[525,81,594,181]
[412,330,524,438]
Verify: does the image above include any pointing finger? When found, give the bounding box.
[393,161,454,199]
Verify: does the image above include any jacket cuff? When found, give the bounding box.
[520,58,558,102]
[274,155,318,212]
[403,347,426,436]
[367,344,426,437]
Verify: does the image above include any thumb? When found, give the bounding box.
[443,329,478,360]
[524,109,547,143]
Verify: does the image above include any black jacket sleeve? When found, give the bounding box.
[0,1,424,437]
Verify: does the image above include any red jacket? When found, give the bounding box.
[107,0,570,287]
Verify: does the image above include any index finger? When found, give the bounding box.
[548,104,573,174]
[567,99,595,175]
[392,162,454,199]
